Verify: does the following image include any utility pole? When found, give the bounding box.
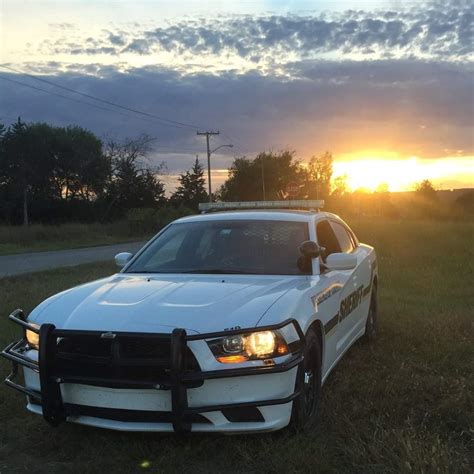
[197,131,233,202]
[197,131,220,202]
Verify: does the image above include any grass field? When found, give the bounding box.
[0,222,152,256]
[0,219,472,473]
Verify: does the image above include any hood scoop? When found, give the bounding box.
[97,277,175,306]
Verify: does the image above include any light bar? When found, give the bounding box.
[199,200,324,212]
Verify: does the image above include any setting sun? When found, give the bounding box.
[332,155,474,192]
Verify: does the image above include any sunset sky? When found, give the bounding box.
[0,0,473,192]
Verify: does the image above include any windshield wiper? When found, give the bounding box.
[126,271,157,273]
[126,268,260,275]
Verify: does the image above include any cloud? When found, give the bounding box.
[70,46,119,55]
[1,59,472,170]
[3,1,471,192]
[122,38,153,55]
[107,32,128,47]
[48,23,75,30]
[38,1,473,65]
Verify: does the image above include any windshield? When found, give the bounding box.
[126,219,310,275]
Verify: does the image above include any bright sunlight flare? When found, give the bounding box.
[332,156,474,192]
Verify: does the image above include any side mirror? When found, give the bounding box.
[325,253,357,271]
[298,240,321,258]
[115,252,133,268]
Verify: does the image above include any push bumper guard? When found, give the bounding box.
[1,309,305,433]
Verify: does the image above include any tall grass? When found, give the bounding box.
[0,219,472,473]
[0,206,193,255]
[0,221,147,255]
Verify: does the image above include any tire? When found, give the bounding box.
[363,286,378,342]
[290,329,322,433]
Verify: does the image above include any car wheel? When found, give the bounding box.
[363,286,378,342]
[290,328,322,433]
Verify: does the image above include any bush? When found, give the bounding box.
[125,208,159,235]
[156,205,195,228]
[452,190,474,217]
[0,221,143,254]
[126,206,195,235]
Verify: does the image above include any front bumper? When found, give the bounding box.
[2,310,305,433]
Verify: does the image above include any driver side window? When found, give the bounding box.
[316,220,341,261]
[330,222,355,253]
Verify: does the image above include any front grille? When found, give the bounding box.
[54,335,201,388]
[57,335,112,358]
[120,337,171,359]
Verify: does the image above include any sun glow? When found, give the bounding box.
[333,155,474,192]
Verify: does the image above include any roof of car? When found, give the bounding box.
[174,210,341,224]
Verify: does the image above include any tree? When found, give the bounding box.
[303,152,333,200]
[412,179,438,218]
[52,126,107,202]
[331,174,349,197]
[374,182,397,217]
[453,190,474,216]
[0,119,110,224]
[171,157,208,211]
[101,134,166,220]
[0,119,56,225]
[375,183,389,194]
[218,150,304,201]
[415,179,438,202]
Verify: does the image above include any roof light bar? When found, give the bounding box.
[199,200,324,212]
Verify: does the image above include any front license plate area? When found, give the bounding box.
[60,383,172,412]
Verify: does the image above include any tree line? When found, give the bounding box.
[1,119,472,225]
[215,151,474,219]
[0,119,207,225]
[217,150,333,202]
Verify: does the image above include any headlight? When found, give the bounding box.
[25,324,40,350]
[208,330,289,364]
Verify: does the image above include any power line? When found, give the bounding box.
[153,146,201,153]
[0,74,163,125]
[0,115,20,121]
[0,64,204,131]
[1,65,252,156]
[0,77,220,154]
[1,65,249,159]
[220,130,250,157]
[0,77,213,157]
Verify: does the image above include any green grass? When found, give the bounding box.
[0,222,151,256]
[0,219,473,473]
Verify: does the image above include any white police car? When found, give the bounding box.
[2,201,378,433]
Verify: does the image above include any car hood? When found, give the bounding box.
[29,273,308,334]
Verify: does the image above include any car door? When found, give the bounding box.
[314,219,349,372]
[329,220,368,355]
